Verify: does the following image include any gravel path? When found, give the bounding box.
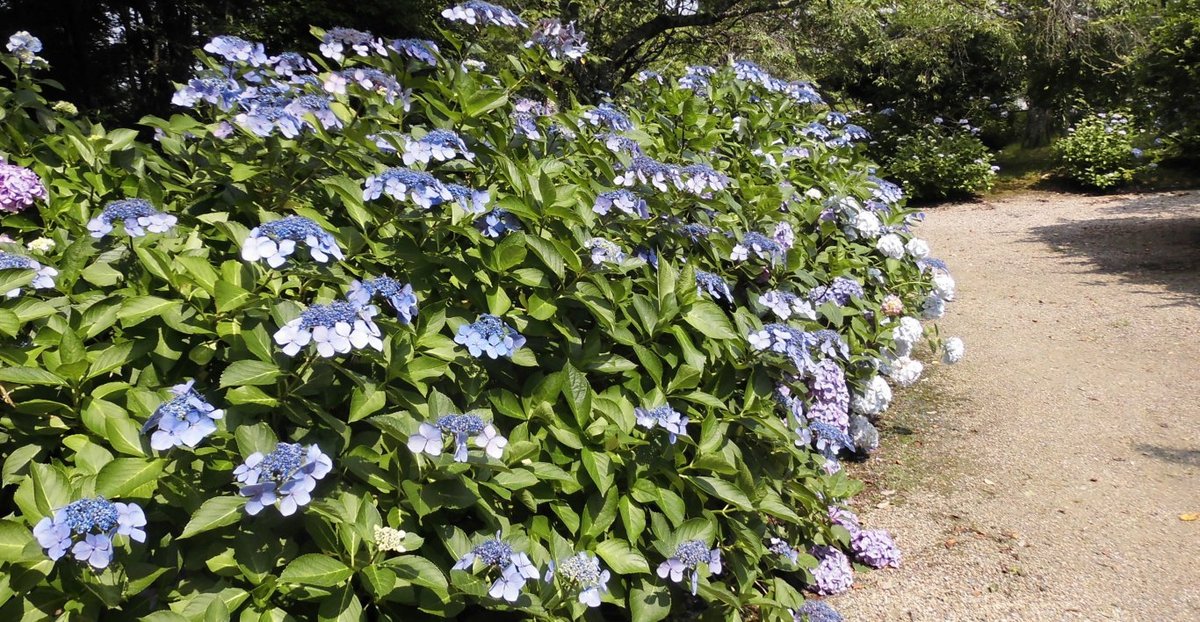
[833,190,1200,621]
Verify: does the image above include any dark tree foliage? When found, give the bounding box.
[0,0,440,125]
[1138,0,1200,157]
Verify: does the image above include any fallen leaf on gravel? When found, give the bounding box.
[1180,513,1199,521]
[983,478,996,485]
[944,538,958,548]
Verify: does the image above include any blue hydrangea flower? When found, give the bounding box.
[602,133,643,156]
[635,70,664,85]
[204,35,268,66]
[349,277,419,324]
[810,329,849,360]
[587,237,626,266]
[733,59,772,86]
[324,68,407,106]
[842,124,870,141]
[319,27,385,62]
[403,129,474,166]
[442,1,527,28]
[268,52,316,77]
[389,38,439,64]
[695,270,733,303]
[242,215,343,267]
[235,96,303,138]
[868,176,903,205]
[808,277,863,307]
[809,421,853,461]
[731,231,784,264]
[545,552,610,607]
[614,155,680,192]
[475,208,521,237]
[408,413,507,462]
[773,221,795,249]
[284,94,343,131]
[452,534,540,602]
[0,251,57,298]
[807,359,850,431]
[171,76,243,110]
[679,163,729,195]
[768,537,801,564]
[826,111,849,126]
[234,443,333,516]
[525,19,588,60]
[6,31,42,57]
[758,291,815,321]
[582,103,632,132]
[677,223,713,240]
[635,404,689,444]
[786,81,824,104]
[593,189,648,218]
[657,539,721,595]
[747,324,825,375]
[792,600,845,622]
[33,497,146,569]
[363,167,452,208]
[274,300,383,357]
[454,314,526,359]
[87,199,176,239]
[783,146,811,159]
[635,246,659,270]
[678,65,716,93]
[142,380,224,451]
[510,98,557,140]
[802,122,831,140]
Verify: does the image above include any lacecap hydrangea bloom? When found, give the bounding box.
[657,539,721,595]
[593,189,649,218]
[635,404,689,444]
[0,162,47,213]
[0,251,57,298]
[142,380,224,451]
[445,183,491,214]
[731,231,784,263]
[587,237,626,266]
[33,497,146,569]
[454,314,526,359]
[748,324,823,375]
[809,277,864,307]
[452,534,540,602]
[679,163,729,195]
[807,359,850,431]
[545,552,610,607]
[442,1,527,28]
[408,413,507,462]
[696,270,734,303]
[582,103,633,132]
[324,68,407,107]
[87,199,177,239]
[614,155,680,192]
[389,38,440,65]
[759,290,816,321]
[348,277,419,324]
[274,300,384,357]
[234,443,332,516]
[319,27,386,62]
[363,167,453,208]
[242,215,343,268]
[525,19,589,60]
[402,129,474,166]
[768,537,801,564]
[475,208,521,237]
[203,35,267,66]
[810,545,853,595]
[851,529,901,569]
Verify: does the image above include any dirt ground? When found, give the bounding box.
[832,190,1200,621]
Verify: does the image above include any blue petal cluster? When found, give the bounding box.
[593,189,648,218]
[442,1,527,28]
[348,276,419,324]
[454,314,526,359]
[452,534,540,602]
[545,552,610,607]
[808,277,864,307]
[635,404,689,444]
[242,215,343,267]
[525,19,588,60]
[807,359,850,431]
[319,28,386,62]
[234,443,333,515]
[587,237,626,266]
[695,270,733,303]
[142,380,224,451]
[389,38,439,65]
[274,300,384,357]
[475,208,521,237]
[87,199,177,239]
[582,103,633,132]
[408,413,507,462]
[758,290,815,320]
[0,251,57,298]
[657,539,721,595]
[731,231,784,263]
[33,497,146,569]
[363,167,452,208]
[203,35,267,66]
[403,129,474,166]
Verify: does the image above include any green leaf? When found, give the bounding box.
[280,553,354,587]
[0,519,35,562]
[105,416,146,456]
[630,580,671,622]
[220,360,281,388]
[118,296,180,326]
[596,539,651,575]
[30,463,71,517]
[95,458,164,498]
[215,280,252,313]
[462,89,508,117]
[683,301,737,340]
[0,367,68,387]
[179,496,246,539]
[689,476,754,511]
[0,268,35,295]
[349,384,386,422]
[88,342,136,379]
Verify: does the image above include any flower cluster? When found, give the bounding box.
[319,28,386,62]
[807,359,850,431]
[324,68,406,106]
[454,314,526,359]
[6,31,42,63]
[87,199,177,239]
[635,404,689,444]
[768,537,801,564]
[614,155,679,192]
[408,413,507,462]
[603,133,643,156]
[453,535,539,602]
[0,251,57,298]
[403,129,474,166]
[582,103,633,132]
[34,497,146,569]
[593,189,648,218]
[808,277,864,307]
[510,98,557,140]
[364,167,453,208]
[349,277,419,324]
[274,300,384,357]
[389,38,439,65]
[475,208,521,237]
[204,35,268,66]
[679,64,716,93]
[0,162,47,213]
[587,237,626,266]
[749,324,823,375]
[235,443,333,515]
[242,215,343,267]
[696,270,734,303]
[545,552,610,607]
[891,316,923,356]
[142,381,224,451]
[525,19,588,60]
[442,1,527,28]
[731,231,784,264]
[943,336,965,364]
[759,290,815,321]
[792,600,844,622]
[657,539,721,595]
[851,375,893,418]
[852,529,902,569]
[679,163,729,195]
[810,545,853,595]
[883,353,924,387]
[374,526,410,553]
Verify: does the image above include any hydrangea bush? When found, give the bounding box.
[0,10,961,621]
[875,120,999,200]
[1054,111,1157,190]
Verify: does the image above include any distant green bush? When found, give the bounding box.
[1138,0,1200,159]
[882,122,997,200]
[1055,111,1154,189]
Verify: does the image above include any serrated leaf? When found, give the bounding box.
[0,367,68,387]
[219,360,280,388]
[596,539,650,575]
[280,553,353,587]
[689,476,753,511]
[95,458,164,498]
[682,301,737,340]
[179,496,246,539]
[118,296,180,326]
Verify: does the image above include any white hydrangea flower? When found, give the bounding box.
[851,375,893,416]
[374,526,408,553]
[26,237,55,253]
[942,337,965,364]
[851,211,882,238]
[906,238,930,259]
[876,233,904,259]
[921,294,945,319]
[933,272,956,301]
[805,187,823,200]
[891,316,923,356]
[885,356,923,387]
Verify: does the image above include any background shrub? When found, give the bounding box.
[0,10,957,621]
[1055,111,1155,189]
[871,120,998,200]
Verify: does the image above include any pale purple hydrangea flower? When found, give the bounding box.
[758,290,815,321]
[363,168,453,208]
[614,155,679,192]
[454,314,525,359]
[475,208,521,237]
[241,215,343,267]
[0,162,47,213]
[389,38,439,65]
[852,529,901,568]
[0,251,57,298]
[525,19,588,60]
[203,35,268,66]
[810,546,853,595]
[731,231,784,264]
[442,1,527,28]
[657,539,721,595]
[142,380,224,451]
[408,413,507,462]
[587,237,626,266]
[808,277,863,307]
[452,534,539,602]
[348,277,419,324]
[696,270,733,303]
[235,443,332,516]
[545,552,610,607]
[635,404,689,444]
[402,129,474,166]
[87,199,176,239]
[319,28,386,62]
[33,497,146,569]
[593,189,648,218]
[273,300,384,357]
[792,600,844,622]
[582,103,633,132]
